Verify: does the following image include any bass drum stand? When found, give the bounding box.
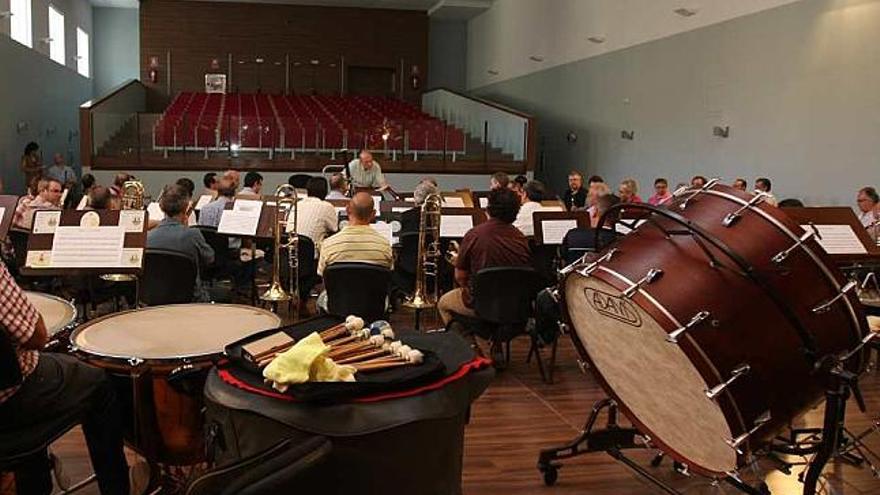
[536,398,769,495]
[537,343,877,495]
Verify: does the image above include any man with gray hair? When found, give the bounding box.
[147,184,215,302]
[401,180,439,235]
[346,150,389,190]
[326,172,348,200]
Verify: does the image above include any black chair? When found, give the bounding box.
[8,229,30,277]
[323,262,392,323]
[288,174,313,190]
[463,266,545,375]
[196,225,237,283]
[186,436,331,495]
[139,248,198,306]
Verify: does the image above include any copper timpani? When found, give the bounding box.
[25,291,77,351]
[70,304,281,465]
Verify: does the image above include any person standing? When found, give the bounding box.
[20,142,42,189]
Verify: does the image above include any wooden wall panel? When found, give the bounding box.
[140,0,428,110]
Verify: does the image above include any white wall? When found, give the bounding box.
[92,6,139,97]
[0,0,92,194]
[470,0,880,207]
[467,0,803,89]
[428,19,467,91]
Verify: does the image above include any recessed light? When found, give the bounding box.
[673,7,698,17]
[587,36,606,44]
[529,55,544,62]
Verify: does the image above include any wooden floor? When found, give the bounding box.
[4,305,880,494]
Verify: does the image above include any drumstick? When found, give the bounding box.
[319,316,364,340]
[354,361,412,373]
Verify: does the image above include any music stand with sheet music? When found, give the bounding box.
[439,208,486,239]
[781,207,880,265]
[20,210,148,279]
[533,211,590,246]
[0,195,17,242]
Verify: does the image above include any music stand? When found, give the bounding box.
[0,195,17,242]
[439,208,486,239]
[533,211,589,246]
[782,207,880,264]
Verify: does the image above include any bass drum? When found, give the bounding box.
[562,183,867,476]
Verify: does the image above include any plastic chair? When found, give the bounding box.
[323,262,391,323]
[186,436,331,495]
[468,266,546,375]
[139,248,198,306]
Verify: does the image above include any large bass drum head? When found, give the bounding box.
[565,274,736,474]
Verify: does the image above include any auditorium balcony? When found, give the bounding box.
[80,82,535,175]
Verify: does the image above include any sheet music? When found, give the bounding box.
[33,211,61,234]
[801,224,868,254]
[440,215,474,237]
[615,219,647,235]
[49,226,126,267]
[119,210,146,233]
[194,194,213,210]
[443,196,466,207]
[146,202,165,222]
[392,207,411,213]
[233,199,263,213]
[537,205,564,213]
[60,188,69,206]
[541,219,578,245]
[372,196,382,212]
[479,197,489,208]
[121,248,144,267]
[371,221,394,245]
[334,206,347,216]
[218,208,261,236]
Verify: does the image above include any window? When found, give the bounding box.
[76,27,89,77]
[48,5,65,65]
[10,0,32,48]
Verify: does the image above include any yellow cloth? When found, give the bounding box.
[262,332,356,389]
[869,316,880,334]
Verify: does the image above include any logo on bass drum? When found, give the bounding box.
[583,287,642,327]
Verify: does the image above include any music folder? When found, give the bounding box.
[533,211,590,246]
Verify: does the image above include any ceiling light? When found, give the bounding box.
[587,36,606,44]
[673,7,698,17]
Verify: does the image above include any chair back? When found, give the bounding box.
[288,174,313,189]
[396,231,420,275]
[280,234,317,284]
[473,266,543,325]
[323,262,391,322]
[8,229,29,272]
[196,225,234,279]
[140,248,198,306]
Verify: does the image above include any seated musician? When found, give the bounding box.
[347,150,390,191]
[316,192,393,311]
[513,180,545,237]
[202,172,218,198]
[198,177,236,228]
[437,188,532,350]
[563,170,587,211]
[400,181,439,235]
[0,260,131,495]
[326,173,348,200]
[108,172,129,198]
[394,181,441,298]
[561,193,622,265]
[85,185,113,210]
[489,171,509,190]
[238,172,263,198]
[289,177,339,256]
[856,186,879,228]
[11,177,38,228]
[223,169,241,191]
[755,177,778,206]
[586,181,611,227]
[146,184,216,302]
[732,178,748,192]
[14,178,62,230]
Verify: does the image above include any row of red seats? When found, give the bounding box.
[155,92,465,152]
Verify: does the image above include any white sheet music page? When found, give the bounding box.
[541,219,578,245]
[371,221,394,245]
[233,199,264,213]
[479,197,489,208]
[194,194,213,210]
[801,224,868,254]
[443,196,466,207]
[372,196,382,212]
[615,219,647,235]
[119,210,146,233]
[440,215,473,237]
[146,202,165,222]
[50,226,125,267]
[33,211,61,234]
[218,208,261,236]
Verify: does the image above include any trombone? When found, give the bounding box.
[261,184,300,315]
[404,193,443,311]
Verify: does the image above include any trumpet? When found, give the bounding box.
[260,184,300,310]
[404,193,443,309]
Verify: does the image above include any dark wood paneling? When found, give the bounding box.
[140,0,428,109]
